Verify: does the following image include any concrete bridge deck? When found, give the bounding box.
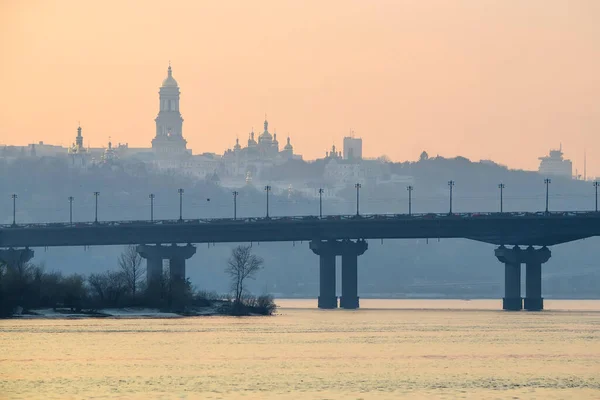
[1,211,599,248]
[2,211,598,312]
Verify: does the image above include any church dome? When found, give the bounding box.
[259,118,273,142]
[161,65,178,87]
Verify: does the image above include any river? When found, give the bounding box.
[1,299,599,399]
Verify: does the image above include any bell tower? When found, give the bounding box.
[152,63,188,156]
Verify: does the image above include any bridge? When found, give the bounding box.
[1,211,599,311]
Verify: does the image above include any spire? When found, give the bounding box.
[264,116,268,132]
[161,62,178,87]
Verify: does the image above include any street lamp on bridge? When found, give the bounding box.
[318,188,324,218]
[407,185,413,215]
[11,194,17,226]
[68,196,74,225]
[498,183,505,213]
[93,192,100,223]
[448,181,455,214]
[178,188,184,222]
[355,183,362,216]
[232,191,238,220]
[264,185,272,218]
[594,181,599,212]
[544,178,551,213]
[149,194,155,222]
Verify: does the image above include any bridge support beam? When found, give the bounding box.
[310,239,368,309]
[0,247,34,269]
[523,246,550,311]
[310,240,338,309]
[340,240,368,309]
[495,246,523,310]
[137,244,196,309]
[495,245,550,311]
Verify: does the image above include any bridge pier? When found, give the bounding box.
[0,247,34,269]
[495,246,523,310]
[495,245,551,311]
[310,239,368,309]
[137,244,196,308]
[310,240,338,308]
[340,240,368,309]
[523,246,550,311]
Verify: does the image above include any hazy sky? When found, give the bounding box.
[1,1,599,176]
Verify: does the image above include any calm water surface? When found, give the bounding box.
[1,299,599,399]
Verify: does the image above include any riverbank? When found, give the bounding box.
[11,306,221,319]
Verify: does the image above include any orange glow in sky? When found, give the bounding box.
[1,1,599,176]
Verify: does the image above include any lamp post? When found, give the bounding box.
[318,188,324,218]
[544,178,551,213]
[232,191,238,220]
[498,183,505,213]
[407,185,413,215]
[178,188,184,222]
[355,183,361,216]
[594,181,599,212]
[448,181,455,214]
[149,194,155,222]
[11,194,17,226]
[264,185,271,218]
[68,196,74,225]
[93,192,100,223]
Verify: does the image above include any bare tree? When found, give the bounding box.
[118,245,144,298]
[225,245,264,305]
[88,270,128,308]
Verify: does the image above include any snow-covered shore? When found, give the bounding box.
[12,306,223,319]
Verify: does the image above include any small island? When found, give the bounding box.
[0,245,276,319]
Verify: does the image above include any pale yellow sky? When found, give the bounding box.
[1,0,599,176]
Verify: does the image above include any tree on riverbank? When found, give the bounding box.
[118,245,144,300]
[224,245,276,315]
[226,245,263,306]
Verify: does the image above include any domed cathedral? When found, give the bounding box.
[257,117,280,158]
[152,63,189,157]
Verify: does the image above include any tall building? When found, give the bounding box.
[538,146,572,178]
[152,64,189,157]
[68,124,90,166]
[343,135,362,161]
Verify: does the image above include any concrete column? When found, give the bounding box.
[524,262,542,311]
[522,246,550,311]
[310,239,368,310]
[318,253,337,309]
[146,256,163,296]
[503,262,522,311]
[340,239,368,310]
[340,252,359,309]
[137,245,165,302]
[137,244,196,309]
[310,240,338,309]
[169,257,186,289]
[495,246,522,311]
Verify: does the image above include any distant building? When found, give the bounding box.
[221,116,301,179]
[343,135,362,161]
[151,64,189,157]
[324,144,342,160]
[538,146,572,178]
[67,125,90,167]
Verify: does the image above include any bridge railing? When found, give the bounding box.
[1,210,598,230]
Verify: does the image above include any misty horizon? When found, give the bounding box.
[1,1,599,176]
